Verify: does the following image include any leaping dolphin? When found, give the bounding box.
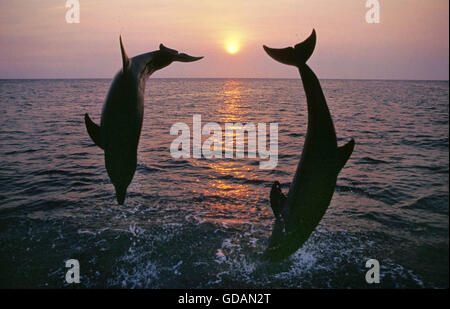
[85,37,202,204]
[263,29,355,261]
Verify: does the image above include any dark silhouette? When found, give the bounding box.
[263,29,355,261]
[85,37,202,204]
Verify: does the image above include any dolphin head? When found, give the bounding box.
[271,180,281,191]
[114,183,127,205]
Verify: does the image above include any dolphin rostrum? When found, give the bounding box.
[263,29,355,261]
[85,37,202,204]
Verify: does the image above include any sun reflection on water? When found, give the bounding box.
[195,80,264,225]
[218,80,243,123]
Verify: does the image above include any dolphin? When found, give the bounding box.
[263,29,355,261]
[85,37,202,204]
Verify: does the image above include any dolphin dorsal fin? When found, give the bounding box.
[84,113,103,150]
[119,36,130,72]
[336,138,355,172]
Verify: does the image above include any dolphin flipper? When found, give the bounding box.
[336,138,355,172]
[270,181,287,220]
[84,113,103,149]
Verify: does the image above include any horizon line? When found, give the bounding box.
[0,77,448,82]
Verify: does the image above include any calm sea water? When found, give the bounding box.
[0,78,448,288]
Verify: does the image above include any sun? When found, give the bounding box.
[226,43,239,54]
[222,32,243,55]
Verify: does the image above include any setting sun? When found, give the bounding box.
[221,31,244,56]
[226,43,239,54]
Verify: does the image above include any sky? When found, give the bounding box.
[0,0,448,79]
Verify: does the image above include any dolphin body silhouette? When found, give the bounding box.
[263,30,355,261]
[85,38,202,204]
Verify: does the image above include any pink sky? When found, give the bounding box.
[0,0,448,79]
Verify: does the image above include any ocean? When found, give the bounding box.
[0,78,448,288]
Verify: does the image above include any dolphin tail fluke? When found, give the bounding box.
[159,44,204,63]
[336,138,355,172]
[263,29,316,67]
[84,113,104,149]
[174,53,204,62]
